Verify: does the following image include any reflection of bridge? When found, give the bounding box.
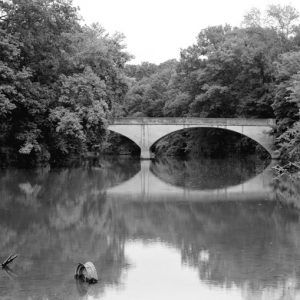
[108,118,276,159]
[106,161,275,202]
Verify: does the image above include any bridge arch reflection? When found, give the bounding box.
[106,158,274,202]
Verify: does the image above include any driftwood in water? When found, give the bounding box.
[2,254,18,268]
[75,262,98,284]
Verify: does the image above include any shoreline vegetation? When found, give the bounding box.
[1,1,300,168]
[273,163,300,209]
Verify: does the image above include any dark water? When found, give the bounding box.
[0,156,300,299]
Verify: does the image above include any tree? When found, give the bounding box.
[1,0,80,83]
[163,92,191,117]
[267,4,299,37]
[242,8,263,28]
[0,26,49,162]
[272,51,300,135]
[173,26,279,118]
[243,5,300,38]
[0,29,24,119]
[124,60,177,117]
[274,68,300,161]
[49,67,109,156]
[125,62,158,81]
[67,24,131,115]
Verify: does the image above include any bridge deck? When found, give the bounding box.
[111,118,275,126]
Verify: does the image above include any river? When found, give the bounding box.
[0,156,300,300]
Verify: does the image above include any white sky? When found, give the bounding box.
[73,0,300,64]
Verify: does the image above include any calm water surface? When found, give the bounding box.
[0,156,300,300]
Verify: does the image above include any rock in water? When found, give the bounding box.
[75,262,98,284]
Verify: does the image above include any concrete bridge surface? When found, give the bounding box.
[108,118,276,159]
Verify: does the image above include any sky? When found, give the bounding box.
[73,0,300,64]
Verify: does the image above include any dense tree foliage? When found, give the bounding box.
[0,0,130,166]
[124,60,177,117]
[272,52,300,161]
[2,2,300,164]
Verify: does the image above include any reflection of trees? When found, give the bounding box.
[273,174,300,209]
[151,156,270,189]
[1,159,300,298]
[111,200,300,298]
[0,159,138,299]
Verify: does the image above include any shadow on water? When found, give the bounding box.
[150,156,270,190]
[0,156,300,299]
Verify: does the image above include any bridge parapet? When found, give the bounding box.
[111,117,276,126]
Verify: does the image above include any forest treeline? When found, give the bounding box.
[0,0,131,166]
[1,0,300,165]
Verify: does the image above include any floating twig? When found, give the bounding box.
[2,254,18,268]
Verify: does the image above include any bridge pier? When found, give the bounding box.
[141,149,152,160]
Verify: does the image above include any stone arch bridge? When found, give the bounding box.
[108,118,276,159]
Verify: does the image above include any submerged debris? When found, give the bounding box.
[2,254,18,268]
[75,262,98,284]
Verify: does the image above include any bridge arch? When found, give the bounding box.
[108,128,141,155]
[108,118,277,159]
[148,126,273,158]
